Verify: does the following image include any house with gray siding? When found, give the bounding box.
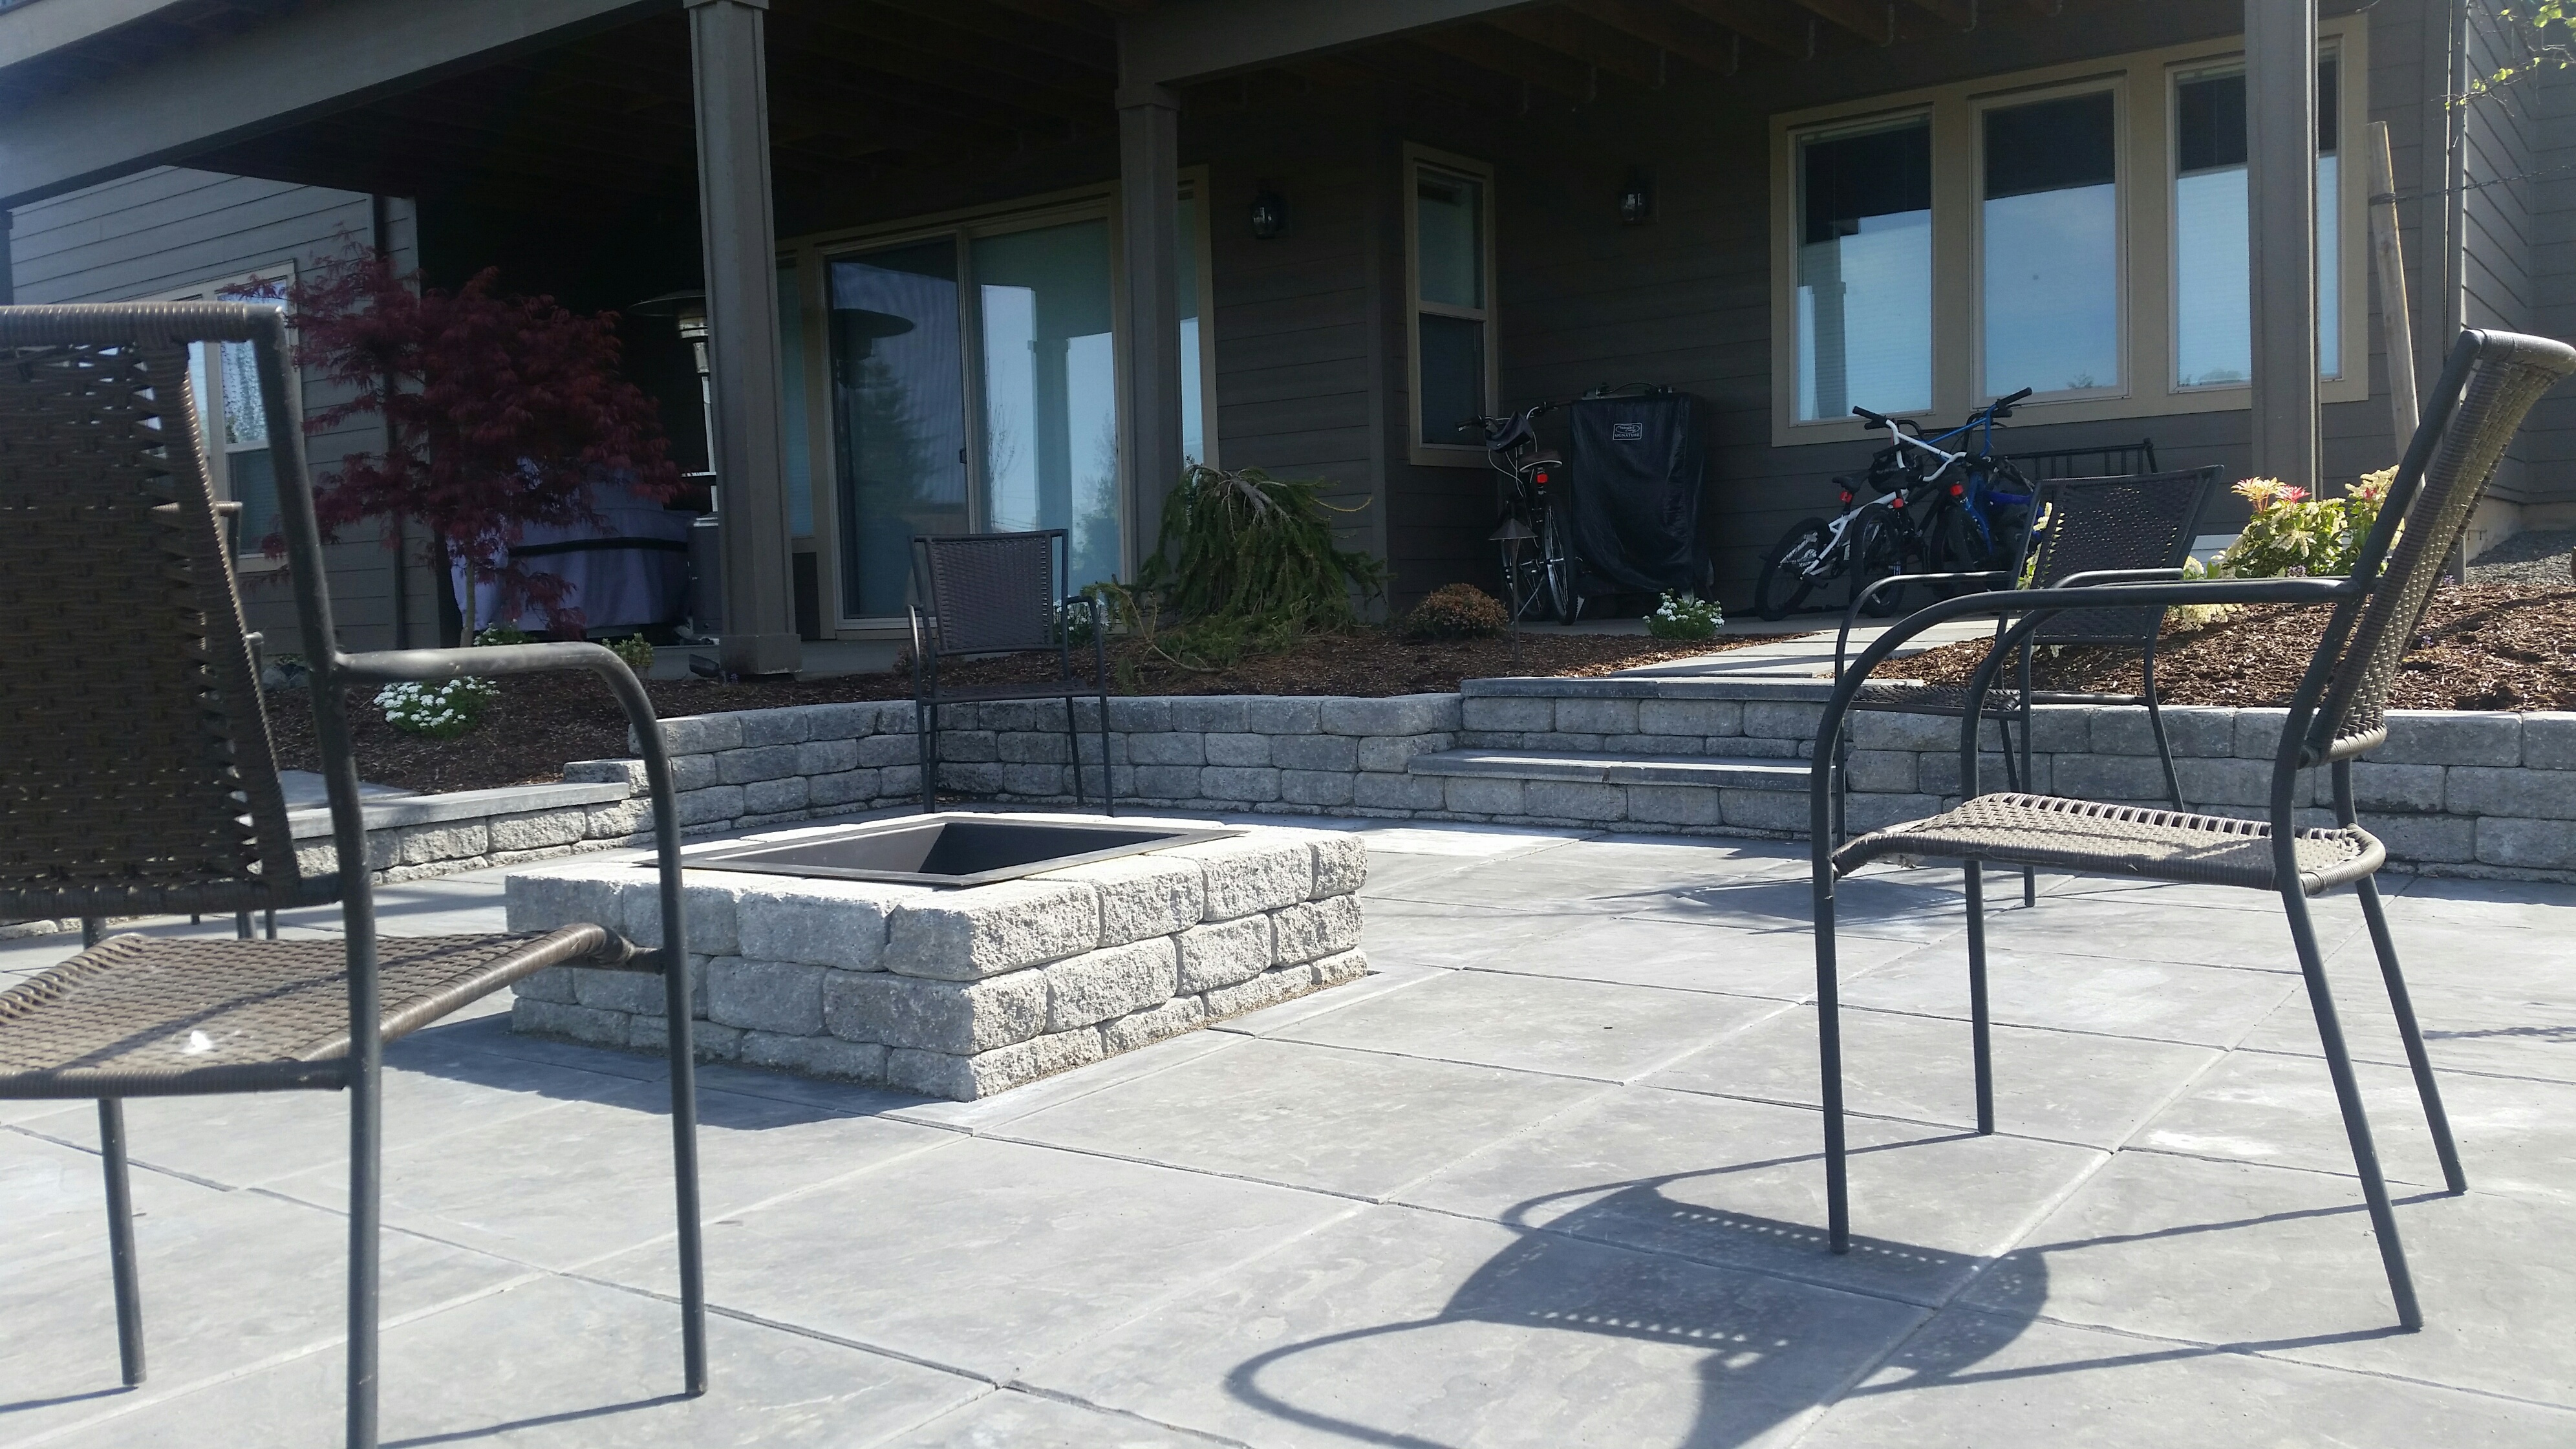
[0,0,2566,664]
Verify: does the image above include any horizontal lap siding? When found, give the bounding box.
[8,167,436,652]
[1190,107,1386,577]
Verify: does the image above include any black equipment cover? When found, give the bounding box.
[1565,389,1706,594]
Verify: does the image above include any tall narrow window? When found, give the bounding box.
[2171,52,2341,389]
[975,219,1121,591]
[828,240,968,619]
[1410,156,1491,451]
[176,274,290,553]
[1794,118,1932,420]
[1177,188,1209,467]
[1982,91,2121,397]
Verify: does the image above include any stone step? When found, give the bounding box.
[1460,674,1834,702]
[1408,749,1810,792]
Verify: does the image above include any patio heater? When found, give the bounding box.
[630,290,722,643]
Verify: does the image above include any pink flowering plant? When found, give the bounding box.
[2216,468,2394,579]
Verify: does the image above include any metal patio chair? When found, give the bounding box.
[1833,468,2219,902]
[908,530,1113,816]
[2005,436,2158,482]
[0,303,705,1446]
[1807,328,2576,1331]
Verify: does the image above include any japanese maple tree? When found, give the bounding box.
[287,246,682,634]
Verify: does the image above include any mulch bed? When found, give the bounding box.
[270,628,1763,795]
[1901,583,2576,713]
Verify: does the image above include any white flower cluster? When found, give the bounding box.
[1646,590,1724,641]
[376,677,500,740]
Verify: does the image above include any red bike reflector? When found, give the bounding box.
[1838,490,1853,504]
[1534,472,1549,484]
[1889,495,1905,509]
[1949,483,1965,497]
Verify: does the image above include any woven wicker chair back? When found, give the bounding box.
[2310,330,2576,762]
[2023,467,2217,648]
[0,305,302,916]
[916,531,1063,657]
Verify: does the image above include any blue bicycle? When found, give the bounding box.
[1850,388,2039,579]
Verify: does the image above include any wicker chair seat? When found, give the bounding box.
[1833,791,2385,896]
[0,927,621,1099]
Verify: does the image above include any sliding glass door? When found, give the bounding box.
[973,218,1120,593]
[828,239,971,620]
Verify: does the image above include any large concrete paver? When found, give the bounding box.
[1267,969,1790,1082]
[1016,1203,1927,1449]
[1395,1086,2105,1307]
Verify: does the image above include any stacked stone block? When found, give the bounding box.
[507,823,1369,1099]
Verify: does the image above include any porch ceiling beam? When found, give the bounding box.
[1487,9,1666,89]
[766,12,1106,125]
[795,6,1117,98]
[1569,0,1741,79]
[1317,45,1516,113]
[981,0,1116,36]
[1118,0,1549,87]
[857,0,1117,73]
[1668,0,1811,58]
[1900,0,1977,28]
[0,0,667,208]
[0,0,190,70]
[1411,25,1596,102]
[1789,0,1894,45]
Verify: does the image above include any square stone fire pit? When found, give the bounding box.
[503,815,1368,1100]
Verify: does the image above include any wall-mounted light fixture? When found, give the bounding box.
[1249,184,1287,240]
[1618,167,1655,226]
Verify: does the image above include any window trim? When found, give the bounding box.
[150,266,299,563]
[1403,142,1497,467]
[1768,16,2369,447]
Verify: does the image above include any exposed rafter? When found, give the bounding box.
[1668,0,1810,58]
[1411,24,1595,102]
[1568,0,1741,79]
[1790,0,1894,46]
[1487,8,1666,89]
[1902,0,1978,28]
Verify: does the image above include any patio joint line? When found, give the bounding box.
[984,1384,1257,1448]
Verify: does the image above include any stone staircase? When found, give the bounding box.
[1391,619,1997,835]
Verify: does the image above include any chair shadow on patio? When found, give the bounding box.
[1222,1143,2424,1448]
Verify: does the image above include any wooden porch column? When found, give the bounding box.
[1117,80,1186,571]
[687,0,800,676]
[2245,0,2319,492]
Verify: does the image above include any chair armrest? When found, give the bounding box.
[2051,567,2185,588]
[1836,571,2012,676]
[908,606,936,698]
[334,641,690,965]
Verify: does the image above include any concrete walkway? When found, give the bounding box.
[4,818,2571,1446]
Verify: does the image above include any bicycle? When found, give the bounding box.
[1851,387,2039,580]
[1465,402,1584,624]
[1752,440,1928,621]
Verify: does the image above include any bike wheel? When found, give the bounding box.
[1852,507,1913,617]
[1918,500,1979,585]
[1754,517,1833,621]
[1538,506,1585,624]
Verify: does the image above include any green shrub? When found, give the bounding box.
[2216,469,2393,579]
[376,677,498,739]
[1137,464,1384,635]
[1647,590,1724,640]
[608,634,656,674]
[1404,583,1509,639]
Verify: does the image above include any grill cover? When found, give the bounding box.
[1565,390,1706,594]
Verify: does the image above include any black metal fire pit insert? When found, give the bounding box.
[681,814,1235,888]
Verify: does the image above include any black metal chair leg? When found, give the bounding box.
[2282,886,2423,1330]
[1964,861,1994,1133]
[98,1099,145,1387]
[264,908,278,941]
[2354,876,2467,1194]
[1064,694,1086,811]
[347,1053,382,1448]
[2143,640,2186,810]
[1814,873,1850,1254]
[2017,643,2038,907]
[234,912,253,939]
[916,702,939,815]
[1096,689,1115,817]
[662,955,709,1395]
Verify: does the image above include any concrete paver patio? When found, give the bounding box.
[3,815,2573,1446]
